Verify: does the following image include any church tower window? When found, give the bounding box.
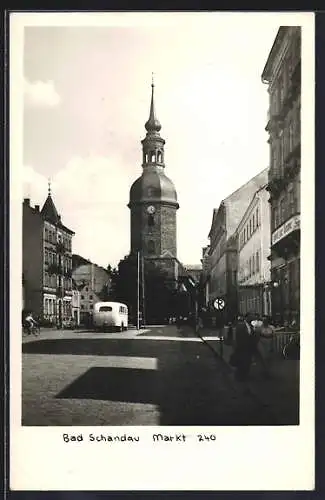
[148,240,155,254]
[148,214,155,227]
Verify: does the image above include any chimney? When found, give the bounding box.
[23,198,30,206]
[34,205,40,211]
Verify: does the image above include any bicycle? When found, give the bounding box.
[283,334,300,360]
[23,324,41,337]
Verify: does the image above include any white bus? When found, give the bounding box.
[93,302,128,332]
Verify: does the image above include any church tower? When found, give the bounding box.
[128,79,179,273]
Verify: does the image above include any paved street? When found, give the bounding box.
[22,325,279,426]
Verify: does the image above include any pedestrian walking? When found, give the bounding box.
[259,317,276,377]
[249,314,267,370]
[230,314,254,382]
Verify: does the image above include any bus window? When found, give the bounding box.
[99,306,112,312]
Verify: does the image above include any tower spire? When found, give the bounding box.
[145,74,161,133]
[48,178,52,196]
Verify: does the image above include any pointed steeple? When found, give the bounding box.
[141,76,166,169]
[145,73,161,133]
[41,180,60,224]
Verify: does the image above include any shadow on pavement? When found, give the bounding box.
[29,337,280,426]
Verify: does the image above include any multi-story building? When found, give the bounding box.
[72,262,111,296]
[205,169,268,322]
[72,262,111,325]
[183,264,202,284]
[78,285,101,325]
[236,185,272,317]
[262,26,301,325]
[22,187,74,325]
[200,246,211,307]
[71,283,81,326]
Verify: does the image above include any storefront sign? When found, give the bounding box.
[272,215,300,246]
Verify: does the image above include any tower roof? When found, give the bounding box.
[129,170,178,208]
[144,77,161,133]
[41,183,61,224]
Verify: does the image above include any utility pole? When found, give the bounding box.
[137,251,140,330]
[141,252,145,326]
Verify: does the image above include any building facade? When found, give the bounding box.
[128,79,181,283]
[72,263,110,297]
[205,169,268,322]
[22,188,74,326]
[72,263,111,325]
[71,285,81,326]
[262,26,301,325]
[78,285,100,325]
[183,264,202,284]
[237,185,272,317]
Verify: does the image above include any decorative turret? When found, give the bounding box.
[141,74,166,169]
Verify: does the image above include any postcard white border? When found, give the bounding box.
[10,11,315,491]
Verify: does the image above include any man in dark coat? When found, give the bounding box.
[233,314,254,381]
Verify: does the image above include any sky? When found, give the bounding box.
[21,13,281,268]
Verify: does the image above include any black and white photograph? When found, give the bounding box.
[10,11,314,491]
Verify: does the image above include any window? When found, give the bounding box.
[89,295,93,300]
[148,240,155,254]
[99,306,112,312]
[249,258,252,277]
[273,206,279,229]
[256,207,259,227]
[85,287,88,292]
[249,220,252,236]
[148,214,155,227]
[279,74,284,105]
[278,135,283,176]
[252,254,255,275]
[81,295,84,300]
[288,183,296,216]
[280,198,285,224]
[81,305,84,310]
[89,304,93,309]
[252,214,255,231]
[256,251,260,273]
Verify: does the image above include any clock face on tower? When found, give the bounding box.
[147,205,156,215]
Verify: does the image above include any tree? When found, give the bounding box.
[109,254,177,325]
